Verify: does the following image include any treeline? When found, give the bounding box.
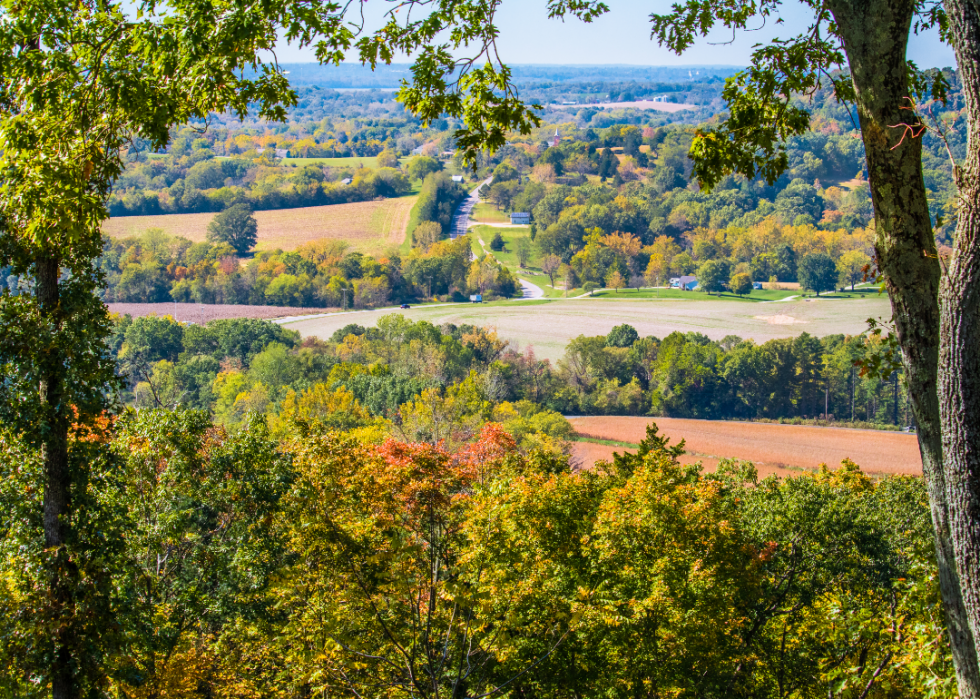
[111,314,572,451]
[114,313,909,432]
[110,160,412,217]
[414,170,467,233]
[80,226,519,307]
[552,326,907,423]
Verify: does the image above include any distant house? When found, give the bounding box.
[673,275,698,291]
[257,147,289,158]
[440,150,456,158]
[340,177,352,185]
[510,212,531,225]
[451,175,463,183]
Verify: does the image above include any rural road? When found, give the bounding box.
[518,278,545,299]
[450,177,492,240]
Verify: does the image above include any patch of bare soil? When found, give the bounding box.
[570,441,804,479]
[754,314,807,325]
[569,416,921,476]
[107,303,336,322]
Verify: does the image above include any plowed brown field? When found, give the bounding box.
[569,416,921,476]
[107,303,336,322]
[102,197,416,255]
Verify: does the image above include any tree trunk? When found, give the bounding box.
[940,0,980,677]
[829,0,980,693]
[36,255,76,699]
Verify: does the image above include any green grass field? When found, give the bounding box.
[469,203,511,223]
[471,226,585,298]
[282,294,892,362]
[469,225,884,304]
[585,287,801,302]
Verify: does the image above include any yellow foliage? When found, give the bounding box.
[273,384,373,434]
[337,333,365,361]
[815,457,873,492]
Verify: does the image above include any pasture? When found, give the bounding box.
[568,416,922,477]
[103,197,416,255]
[469,203,510,223]
[282,294,892,362]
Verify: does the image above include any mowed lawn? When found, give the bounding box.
[282,294,892,362]
[469,203,511,223]
[103,197,417,255]
[568,416,922,477]
[470,226,570,298]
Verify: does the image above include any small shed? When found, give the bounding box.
[510,212,531,225]
[753,281,764,290]
[451,175,463,183]
[340,177,352,185]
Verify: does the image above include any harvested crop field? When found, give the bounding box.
[284,296,891,362]
[102,197,416,255]
[569,416,922,477]
[569,441,799,479]
[107,303,336,322]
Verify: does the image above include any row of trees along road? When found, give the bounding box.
[3,1,980,697]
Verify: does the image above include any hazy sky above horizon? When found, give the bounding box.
[272,0,955,69]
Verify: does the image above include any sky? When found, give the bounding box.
[272,0,955,69]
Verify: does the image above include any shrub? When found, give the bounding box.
[489,231,505,251]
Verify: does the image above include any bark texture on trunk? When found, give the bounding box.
[829,0,980,694]
[941,0,980,677]
[37,255,76,699]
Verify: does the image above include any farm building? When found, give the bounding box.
[451,175,463,183]
[672,275,698,291]
[510,212,531,225]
